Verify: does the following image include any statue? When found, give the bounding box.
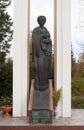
[32,16,52,91]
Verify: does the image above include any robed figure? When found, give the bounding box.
[32,16,52,91]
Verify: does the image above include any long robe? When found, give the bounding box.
[32,26,52,91]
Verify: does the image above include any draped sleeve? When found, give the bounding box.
[32,29,40,62]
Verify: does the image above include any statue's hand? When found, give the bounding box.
[41,38,51,44]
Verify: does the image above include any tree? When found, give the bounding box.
[78,52,84,77]
[0,0,13,102]
[71,45,76,78]
[0,58,13,97]
[78,52,84,63]
[0,51,6,63]
[0,0,13,54]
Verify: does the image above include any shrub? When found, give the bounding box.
[0,58,13,98]
[0,95,12,106]
[72,77,84,97]
[53,88,61,107]
[72,96,84,109]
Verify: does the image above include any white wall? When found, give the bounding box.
[61,0,71,117]
[13,0,28,116]
[56,0,71,117]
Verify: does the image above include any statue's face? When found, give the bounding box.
[38,17,46,27]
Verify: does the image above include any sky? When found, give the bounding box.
[7,0,84,59]
[71,0,84,59]
[7,0,14,20]
[30,0,54,41]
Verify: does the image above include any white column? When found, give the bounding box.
[61,0,71,117]
[56,0,62,117]
[56,0,71,117]
[13,0,28,117]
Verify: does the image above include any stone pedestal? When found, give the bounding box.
[28,80,53,124]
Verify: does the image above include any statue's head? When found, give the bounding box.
[37,16,46,27]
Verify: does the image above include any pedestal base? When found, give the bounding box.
[28,80,53,124]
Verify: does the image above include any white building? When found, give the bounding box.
[13,0,71,117]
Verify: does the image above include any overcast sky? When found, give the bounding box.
[71,0,84,59]
[7,0,14,19]
[30,0,54,41]
[8,0,84,59]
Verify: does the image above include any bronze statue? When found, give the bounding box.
[32,16,52,91]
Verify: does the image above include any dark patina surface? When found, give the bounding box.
[32,16,52,91]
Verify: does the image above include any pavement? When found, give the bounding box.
[0,109,84,126]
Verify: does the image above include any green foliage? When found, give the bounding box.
[0,51,6,63]
[0,58,13,98]
[72,77,84,97]
[0,0,13,106]
[72,77,84,108]
[72,96,84,109]
[0,95,12,106]
[0,0,13,53]
[53,88,61,107]
[71,51,84,108]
